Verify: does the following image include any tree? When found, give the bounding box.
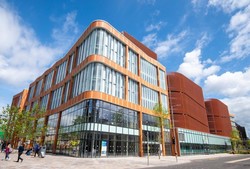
[153,103,169,159]
[0,104,47,148]
[230,129,242,153]
[246,140,250,150]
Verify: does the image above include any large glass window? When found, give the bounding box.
[57,99,139,157]
[44,71,54,91]
[141,85,159,110]
[35,79,43,96]
[55,61,67,84]
[40,94,49,110]
[72,63,125,99]
[68,53,74,73]
[140,58,157,86]
[77,28,125,67]
[63,81,70,103]
[159,69,166,90]
[50,87,63,109]
[161,94,168,112]
[28,85,35,101]
[128,78,138,104]
[128,49,138,75]
[45,113,59,153]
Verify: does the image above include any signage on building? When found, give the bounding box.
[101,140,107,156]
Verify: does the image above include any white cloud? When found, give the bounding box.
[208,0,250,13]
[208,0,250,62]
[154,31,187,58]
[145,21,166,32]
[204,68,250,98]
[204,68,250,137]
[195,32,211,49]
[222,96,250,137]
[0,1,79,88]
[142,33,157,48]
[177,48,220,84]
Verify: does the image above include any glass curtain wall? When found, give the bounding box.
[57,99,139,157]
[77,28,125,67]
[140,58,157,86]
[178,128,232,155]
[44,71,54,91]
[72,63,125,99]
[141,85,158,110]
[128,49,138,75]
[128,78,139,104]
[45,113,59,153]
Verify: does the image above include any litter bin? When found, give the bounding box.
[40,146,46,158]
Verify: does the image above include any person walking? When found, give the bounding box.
[34,143,40,157]
[5,143,11,160]
[15,143,24,162]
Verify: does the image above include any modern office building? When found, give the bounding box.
[10,20,233,158]
[205,99,232,137]
[167,72,209,133]
[14,20,171,157]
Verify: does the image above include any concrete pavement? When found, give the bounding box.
[0,152,235,169]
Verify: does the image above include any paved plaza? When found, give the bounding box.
[0,152,234,169]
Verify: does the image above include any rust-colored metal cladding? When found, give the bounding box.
[205,99,232,137]
[11,89,29,111]
[167,72,210,133]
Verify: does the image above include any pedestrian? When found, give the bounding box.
[5,143,11,160]
[34,143,40,157]
[15,143,24,162]
[1,141,6,152]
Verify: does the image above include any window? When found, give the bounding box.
[128,79,139,104]
[72,63,125,99]
[50,87,63,109]
[128,49,138,75]
[141,85,158,110]
[77,28,125,67]
[44,71,54,91]
[140,58,157,86]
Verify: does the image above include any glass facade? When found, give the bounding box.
[140,58,157,86]
[142,113,171,156]
[77,28,125,67]
[159,69,166,90]
[68,53,74,73]
[45,113,59,153]
[55,61,67,84]
[44,71,54,91]
[142,85,158,110]
[128,78,139,104]
[35,79,43,97]
[128,49,138,75]
[72,63,125,99]
[50,87,63,109]
[40,94,49,110]
[28,85,35,101]
[161,94,168,111]
[178,128,231,155]
[56,99,139,157]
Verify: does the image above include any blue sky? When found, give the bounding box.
[0,0,249,137]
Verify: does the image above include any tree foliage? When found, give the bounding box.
[230,129,242,152]
[0,104,47,146]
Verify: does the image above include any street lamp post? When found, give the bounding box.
[171,105,178,162]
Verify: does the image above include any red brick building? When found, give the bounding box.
[167,72,209,133]
[205,99,232,137]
